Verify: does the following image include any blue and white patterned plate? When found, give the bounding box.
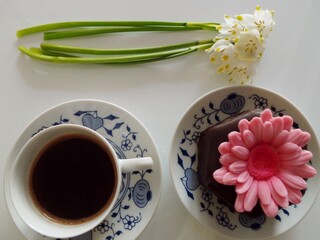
[4,99,162,240]
[169,85,320,239]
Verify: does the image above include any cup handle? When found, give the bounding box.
[119,157,153,173]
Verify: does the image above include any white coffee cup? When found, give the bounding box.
[9,124,153,239]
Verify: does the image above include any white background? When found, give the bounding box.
[1,0,320,239]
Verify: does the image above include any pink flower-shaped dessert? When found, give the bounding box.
[213,109,317,217]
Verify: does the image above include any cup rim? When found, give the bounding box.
[9,124,122,239]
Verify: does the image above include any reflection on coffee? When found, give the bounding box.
[29,134,117,224]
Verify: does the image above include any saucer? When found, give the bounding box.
[169,85,320,239]
[4,99,162,240]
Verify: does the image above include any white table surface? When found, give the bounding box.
[1,0,320,239]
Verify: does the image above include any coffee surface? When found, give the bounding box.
[30,134,116,224]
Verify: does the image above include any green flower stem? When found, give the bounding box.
[17,21,219,38]
[186,22,219,30]
[43,26,211,40]
[29,47,78,58]
[40,39,214,55]
[18,42,213,64]
[17,21,219,65]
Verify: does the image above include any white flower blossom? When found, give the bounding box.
[207,39,256,84]
[209,6,275,84]
[227,61,256,84]
[253,5,275,38]
[215,15,246,42]
[207,40,235,73]
[234,29,264,62]
[235,6,275,40]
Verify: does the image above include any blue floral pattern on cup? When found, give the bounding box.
[177,92,296,231]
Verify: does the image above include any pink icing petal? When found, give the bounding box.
[244,180,258,212]
[222,172,238,185]
[231,146,250,160]
[220,153,242,166]
[283,115,293,131]
[218,142,232,155]
[300,164,317,178]
[285,164,317,178]
[249,117,263,143]
[271,117,284,141]
[295,132,311,147]
[287,129,310,147]
[236,175,253,194]
[277,171,307,190]
[228,131,246,148]
[260,109,273,122]
[261,199,279,217]
[268,178,289,208]
[262,121,273,144]
[258,180,271,205]
[237,170,250,183]
[295,149,312,163]
[286,185,303,204]
[270,176,288,197]
[287,129,303,144]
[238,119,250,133]
[280,150,313,167]
[234,193,245,213]
[242,130,258,149]
[277,142,300,154]
[278,148,303,161]
[228,161,248,173]
[213,167,228,183]
[272,130,289,147]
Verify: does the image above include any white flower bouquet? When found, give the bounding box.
[17,6,274,84]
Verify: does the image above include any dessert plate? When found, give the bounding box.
[169,85,320,239]
[4,99,162,240]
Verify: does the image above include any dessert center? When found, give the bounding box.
[247,144,279,180]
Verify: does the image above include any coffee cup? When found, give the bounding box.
[9,124,153,239]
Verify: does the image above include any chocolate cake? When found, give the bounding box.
[197,109,264,217]
[197,108,316,218]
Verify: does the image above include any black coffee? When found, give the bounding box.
[29,134,116,224]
